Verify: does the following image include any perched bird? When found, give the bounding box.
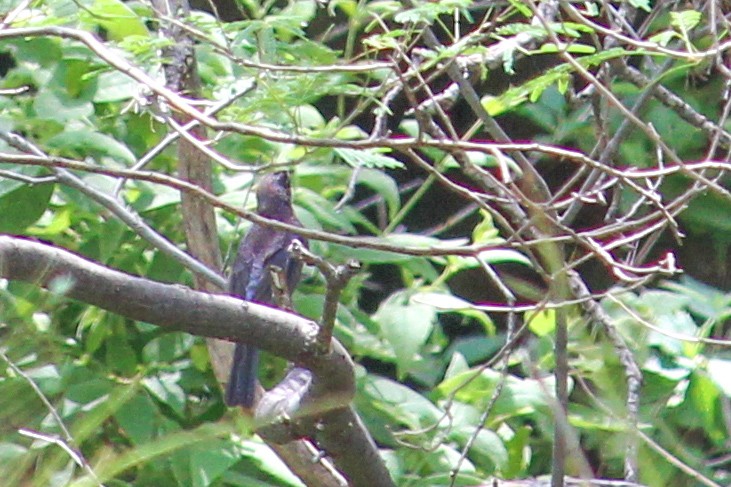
[226,171,307,408]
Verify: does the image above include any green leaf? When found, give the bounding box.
[296,188,357,233]
[95,218,127,263]
[502,45,516,75]
[292,104,325,130]
[536,42,596,54]
[361,374,444,429]
[25,364,63,397]
[483,47,629,114]
[442,151,499,170]
[648,309,697,356]
[93,70,139,103]
[47,129,136,164]
[394,0,471,24]
[648,30,678,47]
[0,165,45,196]
[673,371,722,442]
[374,290,437,377]
[328,242,409,264]
[279,0,317,28]
[438,368,568,420]
[506,0,531,17]
[131,182,181,212]
[412,291,496,334]
[84,423,233,485]
[8,37,63,68]
[78,308,114,353]
[453,426,508,471]
[115,393,159,444]
[143,373,186,417]
[143,334,195,363]
[661,277,731,322]
[147,249,186,284]
[411,292,473,310]
[296,164,400,220]
[477,249,532,266]
[627,0,651,11]
[444,352,469,380]
[189,440,240,487]
[33,89,94,123]
[472,210,500,243]
[481,95,509,116]
[106,326,137,375]
[79,0,149,41]
[0,442,28,469]
[408,471,486,486]
[495,22,593,38]
[230,441,306,486]
[525,309,555,337]
[355,168,401,219]
[330,234,467,264]
[448,336,502,364]
[28,208,71,238]
[706,359,731,396]
[670,10,702,32]
[335,147,405,169]
[64,376,116,407]
[0,182,54,233]
[383,233,469,251]
[503,425,532,477]
[568,404,630,432]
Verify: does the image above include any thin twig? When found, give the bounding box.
[290,241,361,354]
[0,350,103,486]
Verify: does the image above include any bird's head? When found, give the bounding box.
[255,171,293,217]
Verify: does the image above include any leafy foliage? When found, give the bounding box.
[0,0,730,486]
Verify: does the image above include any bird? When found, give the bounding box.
[225,171,307,408]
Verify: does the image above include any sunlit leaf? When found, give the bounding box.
[79,0,149,40]
[525,309,555,337]
[335,147,405,169]
[670,10,702,32]
[374,290,437,377]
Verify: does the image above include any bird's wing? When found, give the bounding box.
[229,225,299,303]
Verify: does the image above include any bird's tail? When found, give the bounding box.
[225,344,259,408]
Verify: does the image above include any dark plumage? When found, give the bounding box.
[225,171,306,408]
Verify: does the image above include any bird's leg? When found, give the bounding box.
[269,264,293,310]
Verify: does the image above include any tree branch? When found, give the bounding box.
[0,235,393,486]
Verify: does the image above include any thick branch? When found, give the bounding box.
[0,236,349,386]
[0,236,399,484]
[0,236,397,485]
